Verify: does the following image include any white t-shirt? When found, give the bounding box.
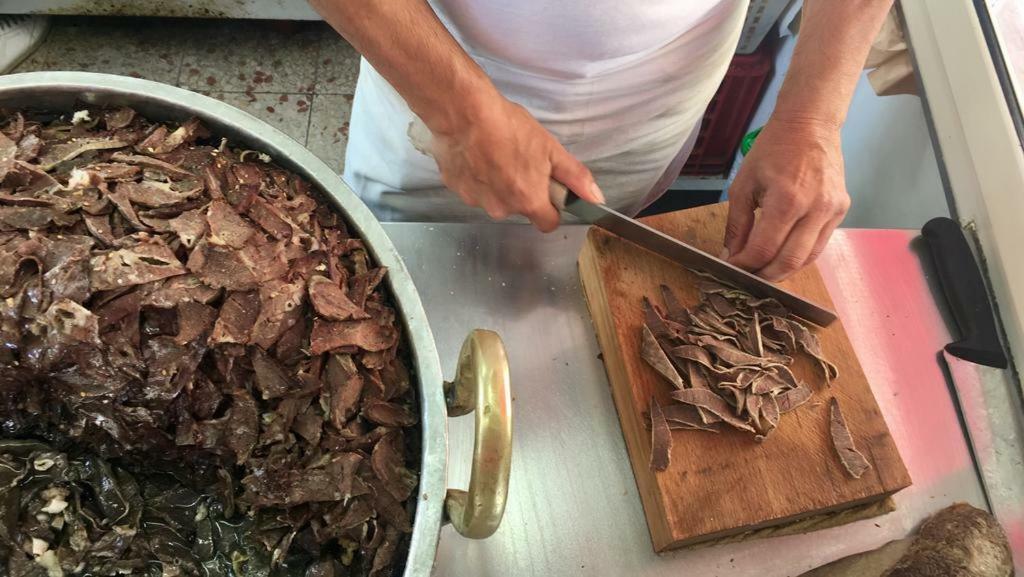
[343,0,747,218]
[427,0,747,159]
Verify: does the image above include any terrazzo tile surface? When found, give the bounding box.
[11,16,360,179]
[307,92,354,173]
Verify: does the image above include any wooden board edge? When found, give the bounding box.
[657,493,901,553]
[578,232,673,550]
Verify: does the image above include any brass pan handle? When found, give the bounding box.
[443,329,512,539]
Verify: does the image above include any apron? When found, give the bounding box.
[343,0,748,221]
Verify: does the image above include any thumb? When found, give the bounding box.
[550,144,604,204]
[723,174,757,257]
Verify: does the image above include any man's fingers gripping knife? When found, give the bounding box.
[727,200,804,273]
[756,215,827,281]
[549,146,604,204]
[524,197,560,232]
[723,176,757,258]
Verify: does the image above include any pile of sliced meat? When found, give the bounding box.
[642,271,870,480]
[0,107,416,577]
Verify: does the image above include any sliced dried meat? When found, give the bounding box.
[310,317,399,355]
[658,284,689,326]
[252,348,296,400]
[783,317,840,382]
[670,389,755,433]
[640,324,685,389]
[649,396,671,471]
[696,335,777,369]
[103,107,136,130]
[109,151,192,179]
[249,279,305,350]
[83,213,116,245]
[670,344,721,374]
[187,239,287,291]
[116,179,201,208]
[174,301,217,345]
[642,296,675,342]
[89,235,186,291]
[370,430,417,501]
[0,107,418,577]
[661,403,718,432]
[707,293,739,318]
[309,275,369,321]
[38,137,129,171]
[324,354,363,429]
[776,382,813,413]
[348,268,387,310]
[0,131,16,181]
[105,187,151,231]
[15,132,42,162]
[829,397,872,479]
[0,205,58,230]
[362,401,417,427]
[209,290,260,345]
[141,273,219,308]
[245,195,292,239]
[206,199,255,248]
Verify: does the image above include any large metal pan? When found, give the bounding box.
[0,71,512,576]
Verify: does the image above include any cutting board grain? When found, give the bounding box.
[578,202,912,552]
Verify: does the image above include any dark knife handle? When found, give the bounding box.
[921,217,1008,369]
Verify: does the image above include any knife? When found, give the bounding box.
[549,183,837,327]
[406,118,836,326]
[920,216,1024,569]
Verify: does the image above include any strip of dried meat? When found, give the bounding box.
[641,324,685,390]
[783,316,840,382]
[252,348,296,400]
[310,317,399,355]
[362,401,417,428]
[829,397,872,479]
[38,136,129,171]
[309,274,370,321]
[670,389,755,433]
[206,199,255,248]
[0,131,15,181]
[776,383,813,413]
[371,430,418,501]
[89,235,186,291]
[649,396,672,471]
[662,403,719,432]
[209,290,260,344]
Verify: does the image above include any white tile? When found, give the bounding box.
[314,29,360,95]
[306,93,353,174]
[180,21,320,93]
[200,91,313,146]
[14,17,185,84]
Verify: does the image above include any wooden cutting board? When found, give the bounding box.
[578,202,912,552]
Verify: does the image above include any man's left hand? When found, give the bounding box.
[723,118,850,282]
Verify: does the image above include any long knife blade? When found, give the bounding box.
[563,194,837,326]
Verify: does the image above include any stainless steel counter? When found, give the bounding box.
[383,223,990,576]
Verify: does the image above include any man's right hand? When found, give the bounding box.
[428,94,604,232]
[310,0,602,231]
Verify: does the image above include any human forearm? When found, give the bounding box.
[308,0,499,134]
[772,0,895,129]
[724,0,894,280]
[308,0,602,230]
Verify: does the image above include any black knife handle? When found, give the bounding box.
[921,217,1008,369]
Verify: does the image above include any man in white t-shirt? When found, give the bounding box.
[310,0,894,281]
